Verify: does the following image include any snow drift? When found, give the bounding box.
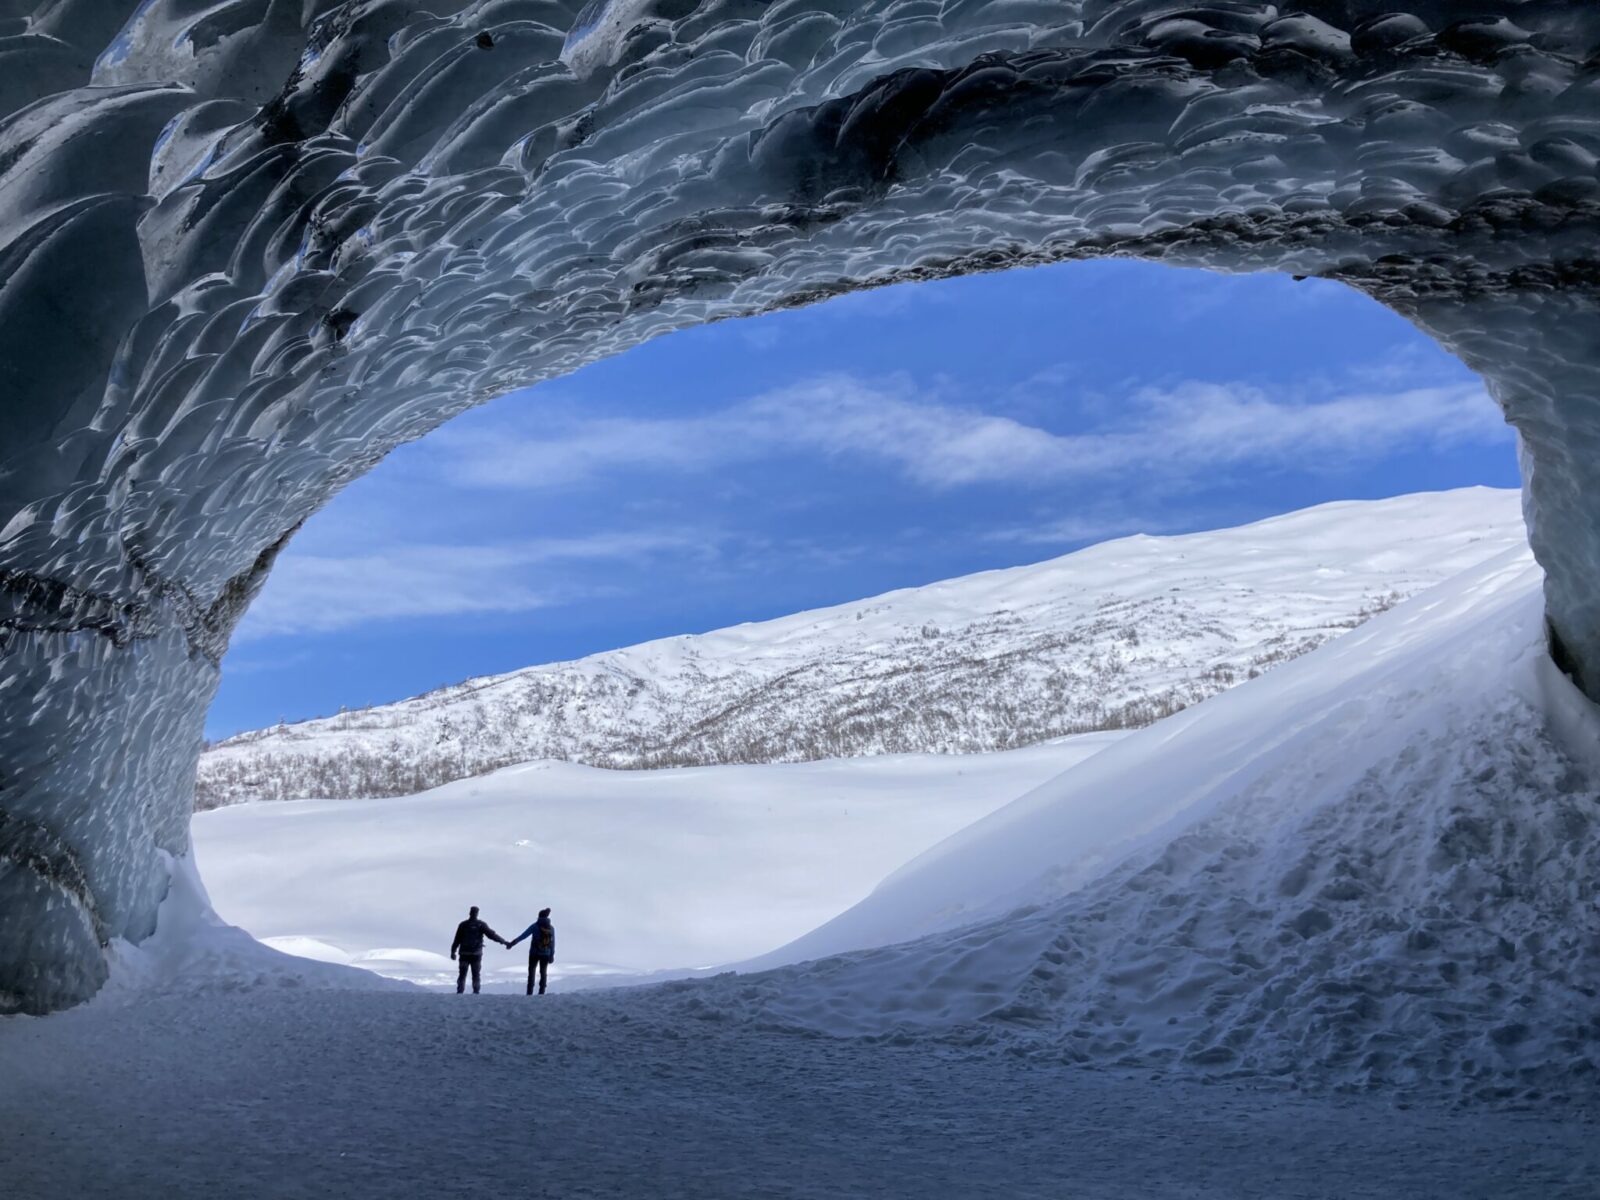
[643,547,1600,1103]
[98,853,407,1004]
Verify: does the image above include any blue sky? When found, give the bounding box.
[208,260,1520,738]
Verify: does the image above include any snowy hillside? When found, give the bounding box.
[683,544,1600,1102]
[199,489,1525,807]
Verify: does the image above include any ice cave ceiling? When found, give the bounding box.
[2,0,1599,1012]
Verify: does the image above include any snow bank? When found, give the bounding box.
[97,854,407,1004]
[650,549,1600,1103]
[762,547,1555,960]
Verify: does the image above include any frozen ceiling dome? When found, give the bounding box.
[2,1,1599,1013]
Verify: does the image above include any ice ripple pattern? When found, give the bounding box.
[2,1,1599,1010]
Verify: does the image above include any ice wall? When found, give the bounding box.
[2,1,1598,1012]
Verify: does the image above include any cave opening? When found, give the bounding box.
[184,257,1523,989]
[2,0,1596,1024]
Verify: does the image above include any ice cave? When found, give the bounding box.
[1,0,1598,1022]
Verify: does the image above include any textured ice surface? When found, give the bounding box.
[2,2,1600,1010]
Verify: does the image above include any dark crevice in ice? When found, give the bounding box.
[0,569,149,651]
[0,808,105,947]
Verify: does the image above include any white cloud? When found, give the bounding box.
[240,364,1510,638]
[434,371,1510,493]
[1086,379,1510,476]
[236,530,710,639]
[431,410,719,488]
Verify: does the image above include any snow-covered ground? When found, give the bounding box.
[5,493,1598,1196]
[5,987,1596,1200]
[192,734,1123,985]
[199,488,1526,805]
[3,853,1595,1198]
[186,530,1600,1110]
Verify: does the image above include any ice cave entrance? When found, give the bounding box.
[183,259,1522,985]
[5,0,1598,1018]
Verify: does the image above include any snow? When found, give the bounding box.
[200,488,1527,804]
[94,852,404,1005]
[3,987,1596,1200]
[182,523,1600,1106]
[652,546,1600,1103]
[768,543,1553,962]
[0,0,1595,1182]
[5,493,1600,1191]
[193,735,1124,985]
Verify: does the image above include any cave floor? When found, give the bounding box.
[1,987,1594,1199]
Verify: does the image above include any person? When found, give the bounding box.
[450,905,509,994]
[507,908,556,995]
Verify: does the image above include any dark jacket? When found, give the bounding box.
[509,917,556,962]
[451,917,505,959]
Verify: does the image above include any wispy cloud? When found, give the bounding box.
[236,530,711,639]
[238,362,1509,638]
[434,371,1510,494]
[984,510,1191,547]
[1089,378,1509,476]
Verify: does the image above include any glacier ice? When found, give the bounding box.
[1,1,1599,1011]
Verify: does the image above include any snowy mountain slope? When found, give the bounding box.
[192,734,1123,984]
[199,488,1525,806]
[755,546,1554,964]
[660,545,1600,1102]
